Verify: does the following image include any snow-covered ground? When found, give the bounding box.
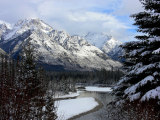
[54,91,82,99]
[56,97,98,120]
[85,86,112,92]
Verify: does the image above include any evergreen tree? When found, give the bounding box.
[114,0,160,104]
[19,37,47,119]
[0,37,57,119]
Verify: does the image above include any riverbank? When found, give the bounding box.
[68,98,103,120]
[56,97,100,120]
[55,86,113,120]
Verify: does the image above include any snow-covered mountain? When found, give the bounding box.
[102,38,124,62]
[0,21,11,40]
[84,32,111,48]
[84,32,124,62]
[0,19,122,71]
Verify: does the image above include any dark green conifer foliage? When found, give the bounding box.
[114,0,160,104]
[0,37,57,119]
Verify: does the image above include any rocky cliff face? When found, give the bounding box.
[84,32,124,62]
[0,19,122,71]
[0,21,11,41]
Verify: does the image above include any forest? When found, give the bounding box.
[0,0,160,119]
[0,40,123,119]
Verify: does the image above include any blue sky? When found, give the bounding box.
[0,0,143,42]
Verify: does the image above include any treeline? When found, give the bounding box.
[0,40,56,120]
[46,68,123,86]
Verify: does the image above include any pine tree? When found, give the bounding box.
[114,0,160,104]
[0,38,57,119]
[19,37,44,119]
[20,37,57,119]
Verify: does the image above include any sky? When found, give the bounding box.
[0,0,143,42]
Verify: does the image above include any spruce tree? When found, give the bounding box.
[20,37,57,119]
[19,37,44,119]
[0,38,57,119]
[114,0,160,104]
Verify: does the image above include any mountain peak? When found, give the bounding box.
[0,20,12,29]
[107,37,122,46]
[0,19,122,71]
[84,32,111,48]
[84,32,123,62]
[14,18,53,30]
[102,37,122,54]
[3,18,53,40]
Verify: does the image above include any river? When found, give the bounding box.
[74,90,115,120]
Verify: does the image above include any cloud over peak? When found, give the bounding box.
[0,0,143,42]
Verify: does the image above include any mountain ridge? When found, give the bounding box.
[0,19,122,71]
[83,32,124,62]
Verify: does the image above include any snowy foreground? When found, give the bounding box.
[56,97,98,120]
[85,86,112,92]
[54,86,111,119]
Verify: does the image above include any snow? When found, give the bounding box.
[0,20,12,29]
[4,26,21,40]
[141,51,150,56]
[0,48,6,55]
[125,75,154,95]
[117,77,129,85]
[4,18,53,40]
[141,86,160,101]
[84,32,110,48]
[149,37,160,43]
[128,92,141,101]
[0,18,122,71]
[56,97,99,120]
[128,48,144,57]
[84,32,123,61]
[85,86,112,92]
[102,37,122,53]
[129,63,155,75]
[54,91,81,99]
[140,75,154,84]
[153,48,160,54]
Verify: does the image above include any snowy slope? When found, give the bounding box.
[102,38,124,61]
[0,48,6,55]
[84,32,111,48]
[102,37,122,53]
[84,32,124,61]
[0,21,11,41]
[0,19,122,71]
[0,20,12,30]
[3,19,53,41]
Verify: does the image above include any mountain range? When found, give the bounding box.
[84,32,124,62]
[0,19,122,71]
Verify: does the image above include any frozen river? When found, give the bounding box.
[74,90,115,120]
[56,86,115,120]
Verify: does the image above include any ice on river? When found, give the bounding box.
[85,86,112,92]
[54,91,82,99]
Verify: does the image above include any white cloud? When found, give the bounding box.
[115,0,143,15]
[64,11,130,41]
[0,0,38,22]
[0,0,143,42]
[35,0,132,41]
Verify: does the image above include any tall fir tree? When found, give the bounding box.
[0,37,57,119]
[114,0,160,104]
